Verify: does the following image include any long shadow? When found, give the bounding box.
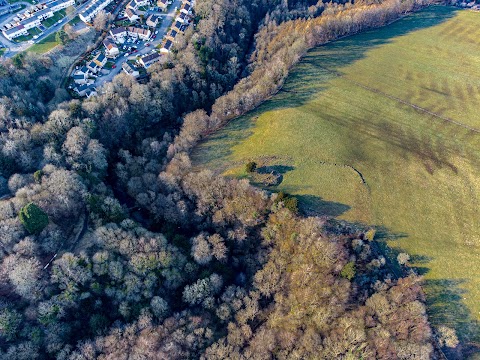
[370,226,480,359]
[296,194,351,217]
[192,6,461,168]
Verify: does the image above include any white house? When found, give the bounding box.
[103,38,120,57]
[35,8,54,21]
[127,0,148,10]
[46,0,75,12]
[180,2,191,14]
[73,71,88,84]
[79,0,113,24]
[122,62,140,77]
[126,26,151,40]
[175,11,187,24]
[3,25,28,40]
[87,60,101,73]
[139,52,160,67]
[157,0,167,11]
[110,26,127,43]
[125,7,139,22]
[146,13,159,28]
[160,39,172,53]
[21,16,41,30]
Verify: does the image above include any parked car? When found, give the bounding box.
[155,30,158,34]
[145,43,150,46]
[124,53,129,57]
[112,64,116,68]
[152,35,156,39]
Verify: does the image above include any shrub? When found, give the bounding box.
[19,203,49,234]
[245,161,257,173]
[340,261,356,280]
[33,170,43,184]
[275,191,298,213]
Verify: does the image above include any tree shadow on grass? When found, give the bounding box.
[369,226,480,359]
[296,194,351,217]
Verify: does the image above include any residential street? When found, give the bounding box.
[93,0,182,89]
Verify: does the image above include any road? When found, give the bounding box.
[93,0,182,89]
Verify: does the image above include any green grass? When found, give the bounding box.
[28,32,59,53]
[42,9,66,28]
[8,0,35,4]
[0,48,5,56]
[69,15,81,26]
[193,5,480,352]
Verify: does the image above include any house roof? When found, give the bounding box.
[173,21,182,29]
[182,3,190,11]
[127,26,150,36]
[73,74,86,79]
[125,7,137,18]
[4,25,25,36]
[168,29,177,38]
[147,14,159,23]
[87,61,99,68]
[111,26,127,35]
[80,66,89,73]
[141,52,160,64]
[103,38,118,50]
[162,39,172,50]
[94,52,106,63]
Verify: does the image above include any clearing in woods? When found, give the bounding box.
[193,5,480,354]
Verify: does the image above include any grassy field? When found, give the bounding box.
[28,32,59,53]
[193,6,480,354]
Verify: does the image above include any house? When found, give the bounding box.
[166,29,177,41]
[122,61,140,77]
[126,26,151,40]
[180,2,191,14]
[175,11,187,23]
[93,52,107,67]
[127,0,148,10]
[171,20,182,32]
[87,60,101,73]
[21,16,41,30]
[35,8,54,21]
[46,0,75,12]
[78,65,90,75]
[157,0,167,11]
[79,0,114,23]
[125,7,139,22]
[146,13,159,28]
[72,72,88,84]
[160,39,172,53]
[85,87,97,98]
[74,83,91,96]
[139,52,160,67]
[103,38,120,57]
[110,26,127,43]
[3,25,28,40]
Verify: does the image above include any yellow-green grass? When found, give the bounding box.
[28,32,59,53]
[42,9,66,28]
[193,5,480,351]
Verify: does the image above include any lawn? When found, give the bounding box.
[193,5,480,354]
[0,48,5,56]
[28,32,59,53]
[42,9,66,28]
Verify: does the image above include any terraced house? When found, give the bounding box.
[2,0,74,40]
[79,0,113,24]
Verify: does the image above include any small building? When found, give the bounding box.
[127,0,148,10]
[157,0,167,11]
[175,11,187,24]
[87,60,101,73]
[103,38,120,57]
[122,61,140,77]
[180,2,191,15]
[125,7,139,22]
[85,87,97,98]
[93,52,107,68]
[160,39,172,53]
[146,13,159,28]
[171,20,182,32]
[166,29,177,41]
[72,72,88,84]
[110,26,127,43]
[139,52,160,67]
